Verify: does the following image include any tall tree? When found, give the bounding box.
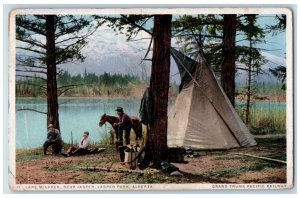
[143,15,172,168]
[16,15,98,130]
[267,14,287,90]
[99,14,173,167]
[236,14,266,125]
[221,14,237,106]
[173,14,239,106]
[45,15,59,129]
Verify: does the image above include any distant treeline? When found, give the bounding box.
[58,70,139,86]
[16,70,146,98]
[16,70,180,98]
[236,82,285,102]
[16,70,284,101]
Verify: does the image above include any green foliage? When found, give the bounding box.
[16,15,98,65]
[235,102,286,135]
[94,15,153,41]
[266,14,286,36]
[172,14,223,72]
[236,82,285,100]
[16,77,46,97]
[16,70,142,97]
[16,148,44,162]
[269,65,286,90]
[236,15,266,68]
[236,82,286,135]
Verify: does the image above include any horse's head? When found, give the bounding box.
[99,113,107,127]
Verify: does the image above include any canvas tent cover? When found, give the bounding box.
[168,48,257,150]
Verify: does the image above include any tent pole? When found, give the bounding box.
[231,153,286,164]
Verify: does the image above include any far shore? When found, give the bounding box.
[16,96,143,100]
[16,95,286,103]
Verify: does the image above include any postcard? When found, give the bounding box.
[8,7,293,191]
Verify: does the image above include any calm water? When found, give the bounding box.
[16,98,286,149]
[235,101,286,109]
[16,98,141,149]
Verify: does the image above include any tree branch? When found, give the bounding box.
[120,14,153,36]
[16,75,46,81]
[236,67,263,74]
[17,38,46,49]
[16,64,47,69]
[58,84,83,89]
[140,36,153,64]
[172,33,223,39]
[142,58,152,61]
[58,88,73,96]
[130,37,152,41]
[56,27,97,45]
[16,108,47,115]
[16,69,47,75]
[16,47,46,55]
[17,23,47,36]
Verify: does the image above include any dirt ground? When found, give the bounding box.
[15,137,287,184]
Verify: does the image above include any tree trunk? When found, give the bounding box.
[245,39,253,125]
[142,15,172,169]
[221,14,237,107]
[46,15,60,130]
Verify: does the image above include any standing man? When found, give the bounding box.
[43,124,63,155]
[113,107,133,145]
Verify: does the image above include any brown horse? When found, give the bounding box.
[99,113,143,141]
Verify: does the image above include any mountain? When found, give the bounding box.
[235,51,286,84]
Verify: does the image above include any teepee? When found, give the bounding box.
[167,48,257,150]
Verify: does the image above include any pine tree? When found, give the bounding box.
[16,15,98,130]
[236,14,267,125]
[221,14,237,106]
[98,14,173,168]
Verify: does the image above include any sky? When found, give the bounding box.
[17,14,287,84]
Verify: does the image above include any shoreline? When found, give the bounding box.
[16,133,286,152]
[16,96,143,100]
[16,96,286,103]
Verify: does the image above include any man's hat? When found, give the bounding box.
[48,124,54,128]
[115,107,124,112]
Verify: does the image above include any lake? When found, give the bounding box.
[16,98,141,149]
[15,98,286,149]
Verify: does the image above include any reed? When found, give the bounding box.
[236,104,286,135]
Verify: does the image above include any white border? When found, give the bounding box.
[8,7,294,191]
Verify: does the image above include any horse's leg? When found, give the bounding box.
[109,130,114,145]
[113,126,118,141]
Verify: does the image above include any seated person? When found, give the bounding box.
[65,131,89,157]
[43,124,63,155]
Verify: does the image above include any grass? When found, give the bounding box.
[236,105,286,135]
[16,136,287,184]
[98,130,114,145]
[255,137,287,148]
[16,142,116,162]
[235,82,286,135]
[202,137,287,179]
[206,154,286,179]
[200,161,285,179]
[16,148,44,162]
